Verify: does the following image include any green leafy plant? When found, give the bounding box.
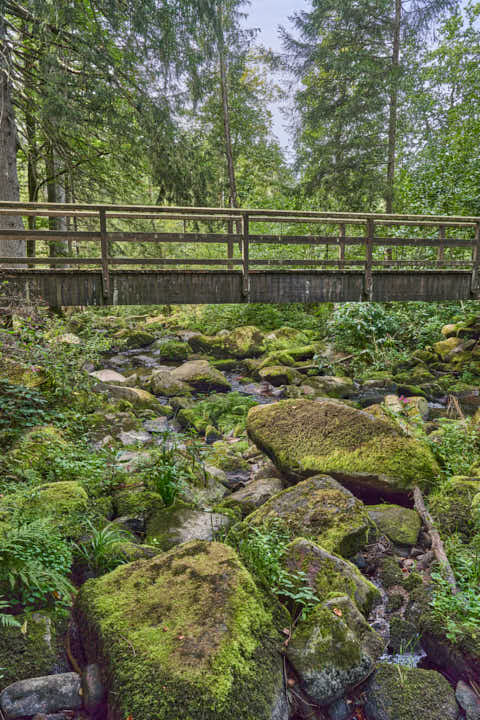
[427,418,480,479]
[74,520,132,576]
[0,379,52,434]
[142,436,194,506]
[0,598,20,628]
[0,520,74,608]
[231,522,319,622]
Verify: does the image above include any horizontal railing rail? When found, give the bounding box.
[1,202,480,301]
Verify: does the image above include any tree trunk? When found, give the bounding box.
[46,143,68,263]
[386,0,401,215]
[0,18,25,259]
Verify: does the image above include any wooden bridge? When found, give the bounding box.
[1,201,480,305]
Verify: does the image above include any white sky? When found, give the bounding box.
[246,0,309,149]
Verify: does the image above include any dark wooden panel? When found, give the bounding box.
[371,271,473,301]
[249,271,365,303]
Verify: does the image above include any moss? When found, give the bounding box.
[0,356,46,388]
[258,365,301,386]
[114,488,165,518]
[386,592,405,613]
[367,504,421,547]
[378,556,422,592]
[263,327,311,351]
[189,326,264,359]
[0,611,66,690]
[113,329,155,349]
[176,393,257,437]
[388,617,420,653]
[429,477,479,542]
[75,541,283,720]
[153,339,190,361]
[246,400,439,494]
[245,475,371,558]
[258,351,296,370]
[171,360,231,392]
[433,336,463,360]
[205,441,250,473]
[8,425,68,479]
[365,663,458,720]
[19,481,89,538]
[285,538,380,614]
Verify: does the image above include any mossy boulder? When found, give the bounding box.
[433,336,463,360]
[189,326,264,359]
[0,357,46,388]
[152,339,190,361]
[146,506,232,550]
[176,392,257,437]
[150,369,191,396]
[429,476,480,542]
[0,612,64,690]
[222,477,285,516]
[258,366,302,386]
[7,425,68,479]
[364,663,458,720]
[19,481,89,538]
[246,399,439,500]
[263,327,311,351]
[171,360,231,392]
[287,595,384,706]
[75,541,286,720]
[284,538,380,615]
[367,504,421,547]
[113,329,155,349]
[258,351,296,370]
[245,475,371,557]
[113,488,165,519]
[388,616,420,653]
[205,440,250,473]
[378,556,422,592]
[305,376,355,398]
[102,385,165,411]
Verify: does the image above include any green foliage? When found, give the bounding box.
[0,520,74,608]
[427,418,480,479]
[430,534,480,643]
[231,522,319,621]
[74,521,132,576]
[0,598,20,628]
[142,436,199,507]
[0,379,52,434]
[184,392,258,435]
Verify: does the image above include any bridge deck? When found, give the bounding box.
[1,203,479,305]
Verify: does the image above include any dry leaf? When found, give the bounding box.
[20,620,28,635]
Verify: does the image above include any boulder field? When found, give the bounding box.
[3,314,480,720]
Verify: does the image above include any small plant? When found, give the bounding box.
[142,435,195,506]
[0,598,20,628]
[74,520,132,576]
[0,379,52,433]
[427,417,480,479]
[231,523,319,622]
[0,520,74,608]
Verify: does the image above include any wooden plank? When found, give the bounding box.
[472,222,480,295]
[437,225,446,266]
[339,224,346,266]
[106,232,239,243]
[242,213,250,298]
[251,259,365,267]
[1,200,479,224]
[109,258,243,266]
[99,209,110,298]
[0,256,103,264]
[364,219,374,300]
[227,220,234,270]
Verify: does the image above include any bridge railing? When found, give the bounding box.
[1,202,479,300]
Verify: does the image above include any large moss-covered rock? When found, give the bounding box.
[75,541,286,720]
[245,475,370,557]
[7,425,68,478]
[113,329,155,349]
[222,477,285,516]
[0,357,46,388]
[189,326,264,359]
[258,366,301,386]
[284,539,380,615]
[0,613,64,690]
[364,663,458,720]
[152,339,190,361]
[367,504,421,547]
[101,384,165,411]
[18,481,89,538]
[150,369,191,396]
[304,376,355,398]
[287,595,383,706]
[171,360,231,392]
[247,400,439,500]
[263,327,311,351]
[146,506,232,550]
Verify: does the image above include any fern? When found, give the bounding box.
[0,598,20,628]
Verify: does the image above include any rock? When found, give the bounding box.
[433,336,463,360]
[0,356,46,387]
[171,360,231,392]
[113,329,155,348]
[82,664,106,714]
[258,366,302,386]
[245,475,370,557]
[405,396,429,420]
[287,595,383,706]
[284,538,381,615]
[189,326,264,358]
[429,476,479,542]
[75,541,285,720]
[328,697,351,720]
[246,399,439,501]
[306,375,355,398]
[101,384,165,411]
[118,429,152,446]
[146,506,232,549]
[0,613,62,688]
[456,681,480,720]
[51,333,81,345]
[0,673,82,719]
[89,369,128,385]
[264,327,311,350]
[441,323,458,338]
[388,616,420,653]
[9,481,89,539]
[222,477,285,516]
[143,417,169,433]
[150,369,191,396]
[367,504,421,547]
[364,663,458,720]
[152,339,190,361]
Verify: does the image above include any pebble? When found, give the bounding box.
[0,673,82,720]
[456,680,480,720]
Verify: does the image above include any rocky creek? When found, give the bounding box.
[2,311,480,720]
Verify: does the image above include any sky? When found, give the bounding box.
[245,0,309,149]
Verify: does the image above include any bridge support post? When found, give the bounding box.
[363,219,374,301]
[99,208,110,299]
[471,222,480,297]
[242,212,250,301]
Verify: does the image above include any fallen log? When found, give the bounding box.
[413,485,458,594]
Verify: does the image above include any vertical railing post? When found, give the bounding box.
[364,219,374,301]
[472,222,480,296]
[99,208,110,299]
[227,218,234,271]
[437,225,445,267]
[338,223,345,268]
[242,212,250,300]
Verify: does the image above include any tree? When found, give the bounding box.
[282,0,457,211]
